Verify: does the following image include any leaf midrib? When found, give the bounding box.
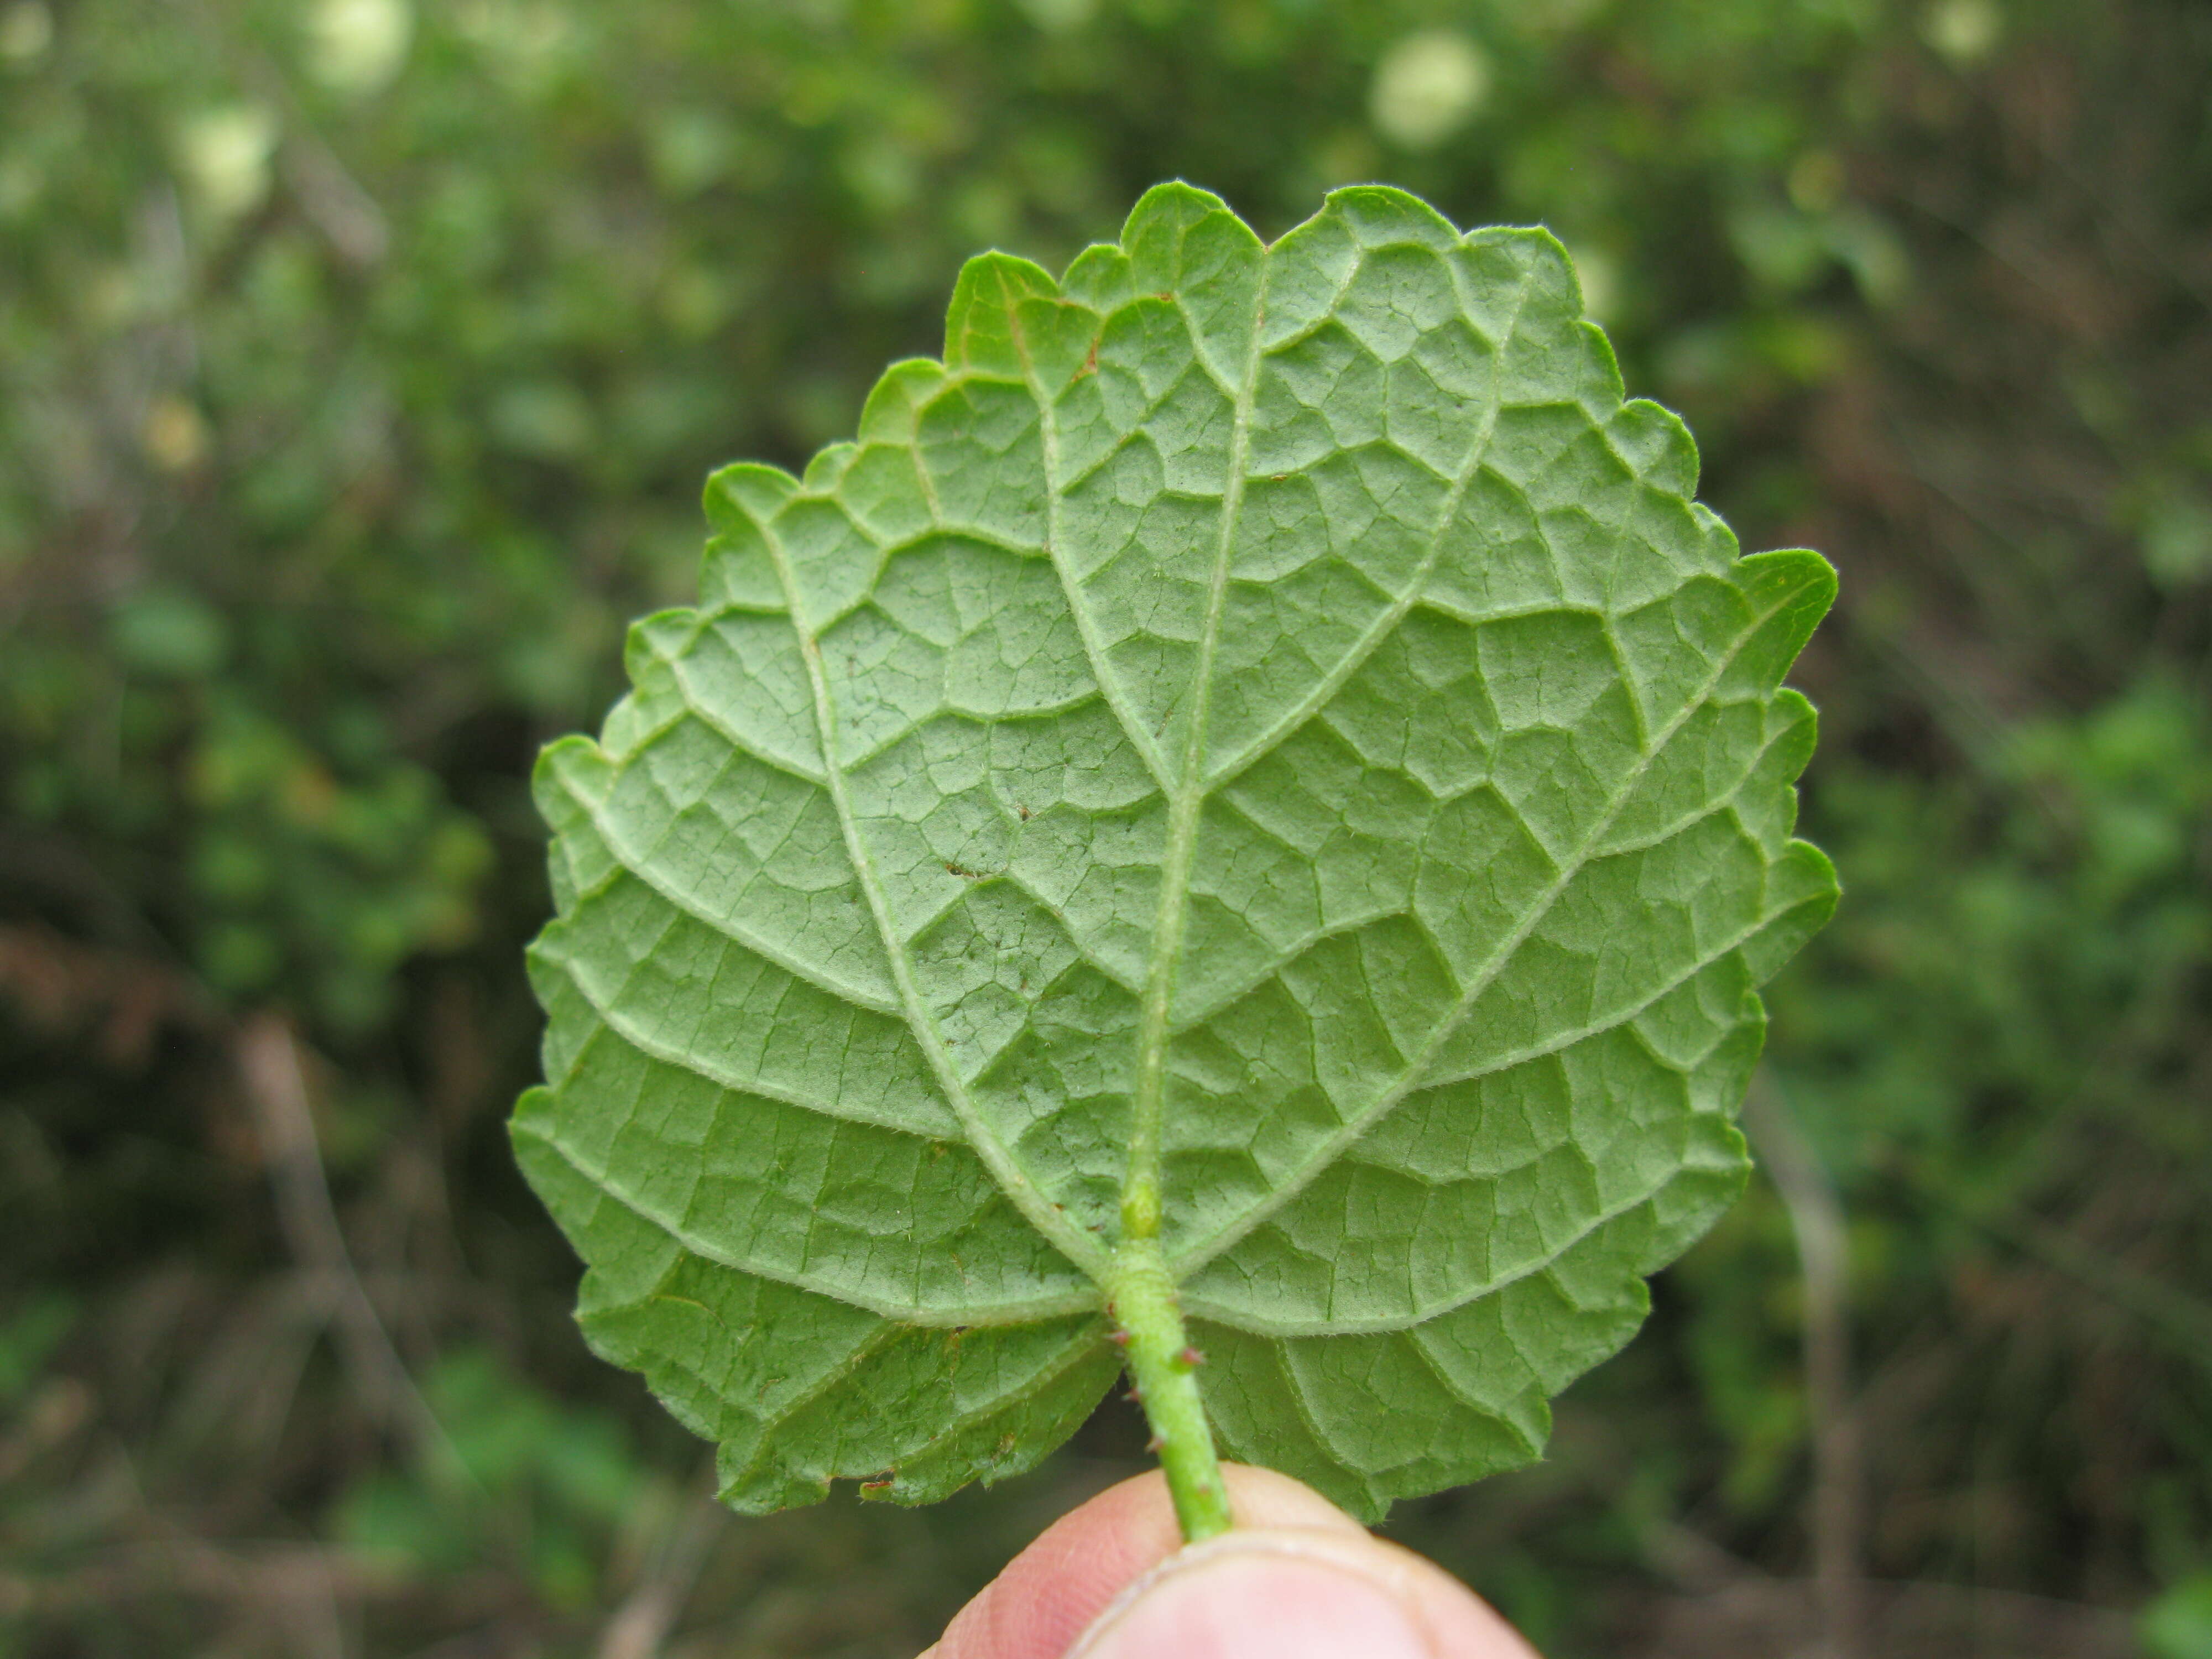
[1003,236,1553,1287]
[1117,237,1274,1232]
[1013,238,1531,1260]
[1192,273,1535,792]
[719,239,1806,1336]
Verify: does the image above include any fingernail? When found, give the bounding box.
[1072,1538,1435,1659]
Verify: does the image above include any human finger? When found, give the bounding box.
[924,1463,1359,1659]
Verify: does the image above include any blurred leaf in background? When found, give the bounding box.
[2,0,2208,1653]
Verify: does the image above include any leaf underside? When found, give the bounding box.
[513,182,1838,1524]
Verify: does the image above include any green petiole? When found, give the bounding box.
[1105,1233,1232,1543]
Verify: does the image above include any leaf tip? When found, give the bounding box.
[1318,181,1462,251]
[945,251,1060,374]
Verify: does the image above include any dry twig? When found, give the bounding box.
[234,1013,472,1490]
[1745,1078,1865,1659]
[595,1461,730,1659]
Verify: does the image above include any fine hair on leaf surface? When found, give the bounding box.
[512,180,1838,1530]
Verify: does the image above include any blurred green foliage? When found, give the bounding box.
[2146,1574,2212,1659]
[332,1347,639,1608]
[2,0,2208,1653]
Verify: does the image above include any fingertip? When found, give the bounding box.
[929,1464,1360,1659]
[1069,1531,1541,1659]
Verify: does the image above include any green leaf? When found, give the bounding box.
[512,182,1838,1523]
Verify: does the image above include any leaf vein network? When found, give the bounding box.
[1171,585,1807,1276]
[754,502,1113,1280]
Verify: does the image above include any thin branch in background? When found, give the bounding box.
[280,1545,352,1659]
[1744,1075,1865,1659]
[164,1270,331,1473]
[233,1012,475,1495]
[0,1538,401,1614]
[595,1459,730,1659]
[218,18,391,267]
[276,129,390,269]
